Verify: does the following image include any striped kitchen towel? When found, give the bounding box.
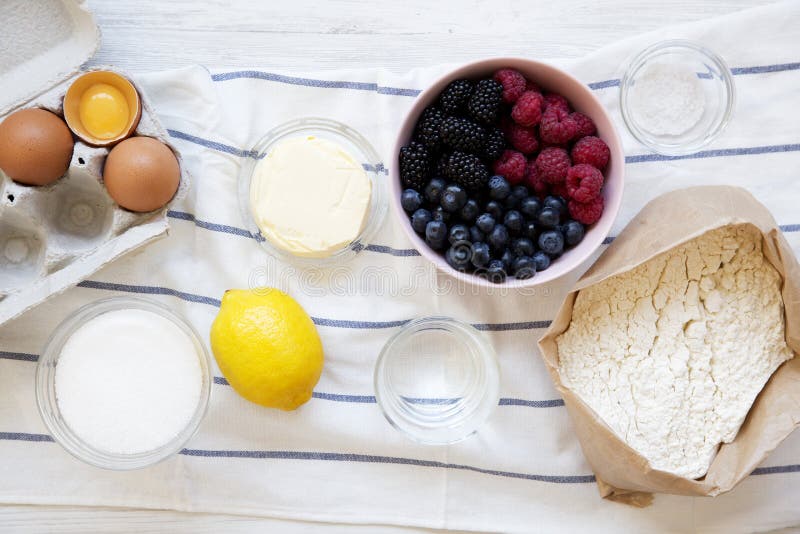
[1,1,799,532]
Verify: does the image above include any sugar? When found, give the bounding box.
[55,308,203,455]
[629,62,706,136]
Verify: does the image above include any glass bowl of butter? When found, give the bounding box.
[239,118,386,264]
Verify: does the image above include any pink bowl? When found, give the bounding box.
[390,58,625,288]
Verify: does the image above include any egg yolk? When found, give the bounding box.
[79,83,130,140]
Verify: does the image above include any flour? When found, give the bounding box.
[629,62,706,136]
[556,225,794,479]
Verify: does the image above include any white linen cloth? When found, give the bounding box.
[1,2,799,532]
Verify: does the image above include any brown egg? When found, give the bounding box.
[103,136,180,212]
[0,108,74,186]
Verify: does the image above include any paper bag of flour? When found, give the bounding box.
[537,186,800,505]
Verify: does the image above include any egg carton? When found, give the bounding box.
[0,1,189,325]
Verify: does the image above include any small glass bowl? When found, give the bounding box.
[374,317,500,445]
[620,40,735,155]
[35,296,212,470]
[238,118,387,266]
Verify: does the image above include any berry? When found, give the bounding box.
[550,182,569,199]
[411,208,432,234]
[543,195,568,217]
[537,206,560,228]
[525,160,547,196]
[511,91,544,127]
[469,225,485,243]
[485,260,507,284]
[471,242,491,268]
[399,142,430,189]
[571,136,610,170]
[468,79,503,124]
[566,164,603,203]
[543,93,570,113]
[539,106,577,145]
[493,149,527,185]
[425,220,448,250]
[424,177,447,204]
[414,106,445,149]
[488,224,509,250]
[441,184,468,212]
[476,213,496,233]
[448,223,470,245]
[509,185,530,204]
[568,195,604,225]
[512,256,536,279]
[435,152,450,177]
[488,175,511,200]
[440,115,486,153]
[460,199,480,222]
[433,206,452,223]
[506,123,539,154]
[525,80,542,93]
[521,220,538,240]
[444,151,490,191]
[512,237,535,257]
[538,230,564,256]
[570,112,597,138]
[504,210,523,235]
[439,79,473,114]
[500,248,515,269]
[520,196,541,218]
[401,189,423,212]
[484,127,506,161]
[532,250,551,271]
[485,200,504,220]
[535,147,570,184]
[445,243,472,271]
[563,220,585,246]
[493,68,527,103]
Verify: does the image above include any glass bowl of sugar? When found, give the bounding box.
[620,40,735,156]
[36,296,212,470]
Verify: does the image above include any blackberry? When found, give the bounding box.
[439,79,473,114]
[440,116,486,153]
[414,106,445,150]
[444,151,489,191]
[484,127,506,160]
[399,141,430,189]
[435,152,451,177]
[468,79,503,124]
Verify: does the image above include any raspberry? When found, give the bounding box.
[568,195,604,225]
[493,68,527,104]
[535,147,570,184]
[570,112,597,139]
[493,149,527,185]
[524,159,547,196]
[506,123,539,154]
[551,183,569,199]
[525,80,542,93]
[566,164,603,203]
[543,93,570,113]
[571,135,610,170]
[539,106,577,145]
[511,91,544,127]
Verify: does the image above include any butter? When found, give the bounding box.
[249,135,371,258]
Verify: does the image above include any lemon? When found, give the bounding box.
[210,288,323,410]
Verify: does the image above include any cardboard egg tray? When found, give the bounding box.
[0,1,189,325]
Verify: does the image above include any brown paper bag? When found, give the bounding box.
[538,186,800,505]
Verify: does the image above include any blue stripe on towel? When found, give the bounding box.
[0,351,38,362]
[625,143,800,163]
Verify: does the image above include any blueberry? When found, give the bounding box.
[544,195,567,217]
[445,243,472,271]
[441,184,467,212]
[538,230,565,256]
[511,185,530,203]
[488,224,509,251]
[401,189,423,213]
[448,224,470,245]
[469,225,485,243]
[532,251,551,271]
[520,196,541,218]
[504,210,523,235]
[504,194,520,209]
[425,220,448,250]
[512,237,535,257]
[512,256,536,279]
[488,175,511,200]
[424,177,447,204]
[485,200,504,220]
[537,206,560,228]
[476,213,496,233]
[563,220,585,247]
[432,205,451,223]
[500,249,516,271]
[485,260,507,284]
[460,199,480,222]
[411,209,432,234]
[521,220,538,240]
[471,242,491,268]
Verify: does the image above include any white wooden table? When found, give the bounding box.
[4,1,774,531]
